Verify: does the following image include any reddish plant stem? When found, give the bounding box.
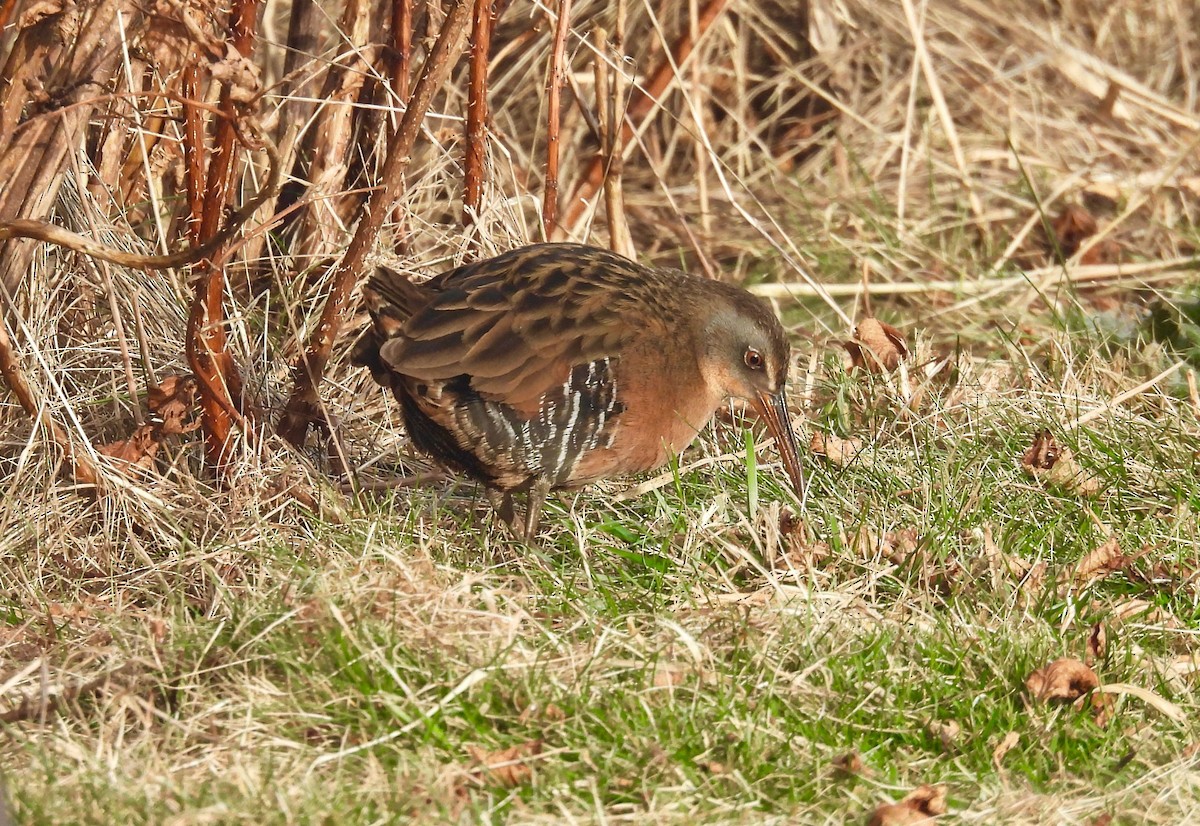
[277,0,471,448]
[542,0,573,239]
[463,0,496,239]
[562,0,727,230]
[391,0,414,105]
[180,63,205,245]
[185,0,258,470]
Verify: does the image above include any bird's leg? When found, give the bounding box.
[486,488,518,533]
[522,478,553,541]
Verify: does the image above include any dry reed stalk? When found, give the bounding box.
[464,0,496,242]
[542,0,574,240]
[278,0,471,448]
[289,0,376,261]
[688,0,711,237]
[592,25,633,258]
[0,0,137,297]
[0,305,101,487]
[561,0,728,231]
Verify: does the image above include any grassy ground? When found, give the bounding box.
[3,0,1200,823]
[5,331,1199,823]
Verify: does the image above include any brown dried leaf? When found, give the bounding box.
[1025,658,1099,703]
[832,751,864,778]
[776,509,830,569]
[992,731,1019,768]
[927,719,960,751]
[652,664,689,688]
[1074,537,1127,582]
[208,45,262,104]
[466,740,542,788]
[98,424,161,470]
[1085,692,1115,728]
[1020,431,1103,496]
[1086,623,1108,666]
[1051,204,1098,259]
[18,0,64,27]
[1111,599,1171,626]
[810,432,863,466]
[845,318,908,373]
[979,524,1037,582]
[147,375,201,435]
[867,784,947,826]
[885,527,920,565]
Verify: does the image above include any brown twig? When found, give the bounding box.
[464,0,496,242]
[542,0,573,240]
[562,0,728,231]
[185,0,259,469]
[180,63,206,245]
[277,0,472,448]
[391,0,414,107]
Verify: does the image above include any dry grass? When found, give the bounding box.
[2,0,1200,822]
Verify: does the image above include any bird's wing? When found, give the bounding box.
[376,244,668,411]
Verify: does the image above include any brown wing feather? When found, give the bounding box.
[373,244,676,409]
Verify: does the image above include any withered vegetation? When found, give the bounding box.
[1,0,1199,822]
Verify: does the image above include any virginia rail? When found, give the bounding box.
[354,243,806,538]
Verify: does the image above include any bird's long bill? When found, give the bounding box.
[753,390,807,505]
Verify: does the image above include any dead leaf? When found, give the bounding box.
[845,318,908,372]
[867,784,947,826]
[776,509,830,569]
[96,375,201,476]
[1111,598,1172,626]
[1074,537,1127,582]
[466,740,542,787]
[832,751,864,778]
[209,45,262,104]
[992,731,1019,768]
[1090,815,1114,826]
[1086,623,1107,666]
[652,664,689,688]
[1020,430,1103,496]
[927,719,960,751]
[884,527,920,565]
[978,524,1039,583]
[1025,658,1099,703]
[17,0,64,27]
[98,424,161,470]
[1085,691,1115,727]
[147,375,200,435]
[1022,429,1063,470]
[810,432,863,466]
[1051,204,1098,259]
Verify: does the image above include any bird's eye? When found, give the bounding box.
[744,348,764,370]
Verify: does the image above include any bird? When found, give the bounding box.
[353,242,806,539]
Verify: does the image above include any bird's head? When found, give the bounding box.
[696,284,807,502]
